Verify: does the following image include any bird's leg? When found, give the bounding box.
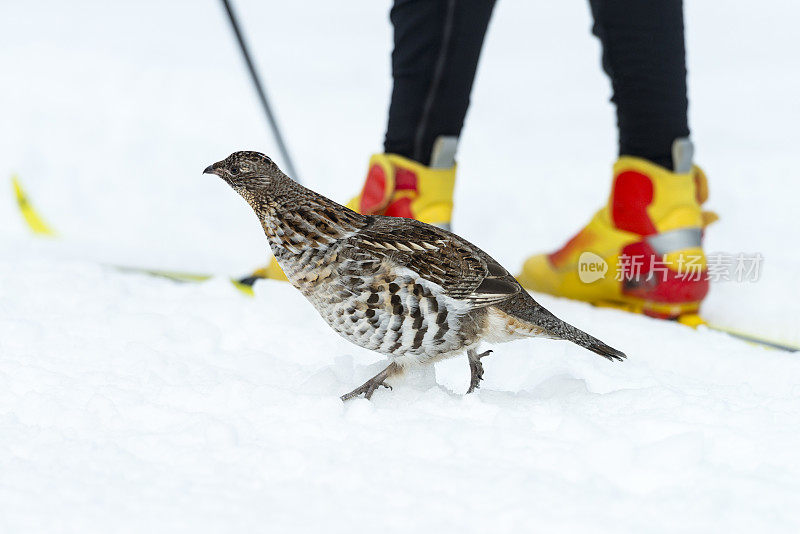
[466,349,493,394]
[340,362,399,401]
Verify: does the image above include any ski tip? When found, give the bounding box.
[11,174,58,237]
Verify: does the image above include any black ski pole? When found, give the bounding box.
[219,0,300,183]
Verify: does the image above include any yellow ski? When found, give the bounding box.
[595,300,798,352]
[111,266,255,296]
[10,174,798,350]
[678,314,798,353]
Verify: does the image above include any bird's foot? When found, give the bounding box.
[467,349,493,394]
[341,362,399,401]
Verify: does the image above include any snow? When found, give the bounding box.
[2,0,800,532]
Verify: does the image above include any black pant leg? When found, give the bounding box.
[589,0,690,170]
[385,0,496,164]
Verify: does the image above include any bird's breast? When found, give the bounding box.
[280,253,487,362]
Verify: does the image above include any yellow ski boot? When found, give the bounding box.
[344,151,456,228]
[517,139,717,319]
[243,136,458,283]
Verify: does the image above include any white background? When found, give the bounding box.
[2,1,799,532]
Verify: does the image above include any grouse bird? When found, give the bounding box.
[204,151,625,400]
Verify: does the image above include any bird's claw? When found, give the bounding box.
[340,363,398,401]
[466,349,493,394]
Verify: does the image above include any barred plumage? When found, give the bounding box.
[204,151,625,400]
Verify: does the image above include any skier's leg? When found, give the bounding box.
[345,0,496,229]
[517,0,716,320]
[589,0,690,170]
[248,1,495,282]
[385,0,496,164]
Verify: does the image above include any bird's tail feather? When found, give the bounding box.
[528,306,626,361]
[500,293,626,361]
[558,322,626,361]
[573,332,626,361]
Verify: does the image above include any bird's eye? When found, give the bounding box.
[230,166,240,175]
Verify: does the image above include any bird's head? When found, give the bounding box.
[203,151,284,200]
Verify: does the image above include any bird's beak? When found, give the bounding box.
[203,164,218,176]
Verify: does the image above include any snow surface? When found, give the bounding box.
[2,1,800,532]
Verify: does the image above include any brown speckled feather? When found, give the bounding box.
[349,217,520,307]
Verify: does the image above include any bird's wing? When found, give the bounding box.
[349,218,520,308]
